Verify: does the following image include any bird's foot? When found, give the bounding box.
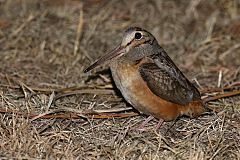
[136,116,154,131]
[134,116,165,132]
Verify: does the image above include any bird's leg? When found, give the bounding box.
[136,115,154,131]
[155,118,164,130]
[136,116,165,131]
[163,119,177,135]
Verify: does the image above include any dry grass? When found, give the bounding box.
[0,0,240,159]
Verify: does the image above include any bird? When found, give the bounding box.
[84,27,208,126]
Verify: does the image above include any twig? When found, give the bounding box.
[88,107,133,113]
[0,107,138,120]
[203,90,240,103]
[18,80,35,94]
[53,89,115,101]
[217,70,222,88]
[219,43,240,60]
[10,14,35,37]
[90,112,139,119]
[30,109,85,121]
[46,91,55,111]
[0,83,114,94]
[73,5,84,56]
[199,82,240,94]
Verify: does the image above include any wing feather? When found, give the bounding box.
[139,51,201,105]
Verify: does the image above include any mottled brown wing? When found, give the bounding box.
[139,54,201,105]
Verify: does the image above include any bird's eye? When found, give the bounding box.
[134,32,142,40]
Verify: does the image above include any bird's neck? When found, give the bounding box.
[110,56,141,69]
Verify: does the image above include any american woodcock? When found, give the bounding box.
[84,27,208,122]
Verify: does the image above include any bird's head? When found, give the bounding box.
[84,27,158,72]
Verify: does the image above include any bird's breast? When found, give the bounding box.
[110,60,183,121]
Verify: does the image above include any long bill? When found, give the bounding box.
[84,45,125,73]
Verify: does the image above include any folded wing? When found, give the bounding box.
[139,52,201,105]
